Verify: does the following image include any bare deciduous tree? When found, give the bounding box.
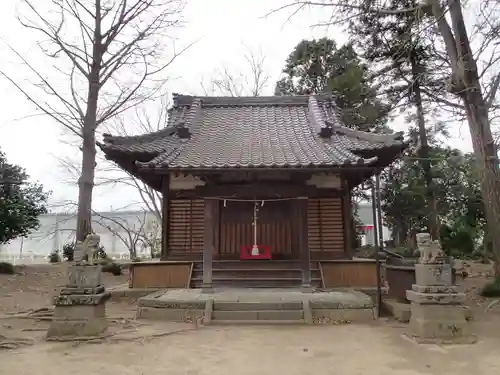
[93,211,161,259]
[96,97,172,220]
[201,45,270,96]
[270,0,500,274]
[0,0,190,242]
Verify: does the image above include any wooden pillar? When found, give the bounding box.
[297,197,312,291]
[202,198,215,292]
[160,174,170,261]
[342,178,353,258]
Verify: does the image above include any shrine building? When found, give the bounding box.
[98,93,407,290]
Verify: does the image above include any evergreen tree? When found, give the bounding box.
[275,38,391,133]
[349,0,453,240]
[0,150,49,244]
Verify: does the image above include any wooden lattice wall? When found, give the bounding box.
[307,198,345,258]
[168,199,204,254]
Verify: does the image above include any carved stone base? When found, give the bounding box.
[47,292,111,340]
[67,265,102,288]
[46,265,110,340]
[414,263,452,286]
[406,263,476,345]
[406,303,477,344]
[46,317,108,340]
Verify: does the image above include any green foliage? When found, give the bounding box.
[0,261,15,274]
[351,203,365,248]
[349,0,449,115]
[93,245,107,260]
[48,250,61,263]
[275,38,390,133]
[62,243,75,261]
[480,277,500,298]
[440,224,475,258]
[354,245,377,259]
[102,262,122,276]
[62,242,106,262]
[0,149,50,244]
[95,256,113,265]
[381,126,484,253]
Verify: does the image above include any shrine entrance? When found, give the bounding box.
[218,200,295,260]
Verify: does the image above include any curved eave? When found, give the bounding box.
[101,126,176,146]
[352,142,409,171]
[107,155,162,191]
[335,126,405,144]
[134,157,380,171]
[97,141,161,163]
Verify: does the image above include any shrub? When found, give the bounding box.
[62,243,75,261]
[101,262,122,276]
[95,256,114,266]
[0,261,15,275]
[48,250,61,263]
[480,277,500,298]
[93,245,107,260]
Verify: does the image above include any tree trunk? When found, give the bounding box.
[439,0,500,276]
[75,128,96,241]
[464,92,500,276]
[410,55,440,240]
[75,1,102,242]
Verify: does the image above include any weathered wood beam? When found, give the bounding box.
[160,174,170,260]
[202,199,216,292]
[342,178,354,258]
[297,197,312,292]
[178,183,343,199]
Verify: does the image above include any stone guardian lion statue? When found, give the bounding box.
[416,232,445,264]
[74,233,101,265]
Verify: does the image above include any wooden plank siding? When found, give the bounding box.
[167,199,205,255]
[129,262,193,288]
[320,261,378,288]
[307,198,345,259]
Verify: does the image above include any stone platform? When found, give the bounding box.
[383,298,473,323]
[137,288,375,324]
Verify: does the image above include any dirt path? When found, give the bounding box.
[1,263,500,375]
[1,322,500,375]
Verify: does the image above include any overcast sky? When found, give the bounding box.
[0,0,473,212]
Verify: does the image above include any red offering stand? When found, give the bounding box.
[240,245,272,260]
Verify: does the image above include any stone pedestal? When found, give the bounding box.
[47,265,111,340]
[406,263,476,344]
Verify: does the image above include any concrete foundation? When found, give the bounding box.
[47,265,111,340]
[406,262,477,344]
[137,288,375,325]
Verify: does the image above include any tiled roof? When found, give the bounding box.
[98,94,406,169]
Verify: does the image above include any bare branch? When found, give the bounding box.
[201,44,270,97]
[0,0,189,241]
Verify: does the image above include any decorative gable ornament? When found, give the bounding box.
[305,173,342,188]
[169,174,206,190]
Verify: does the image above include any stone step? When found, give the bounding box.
[212,310,304,321]
[190,277,322,288]
[193,261,320,270]
[192,269,302,278]
[213,301,303,311]
[211,320,305,325]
